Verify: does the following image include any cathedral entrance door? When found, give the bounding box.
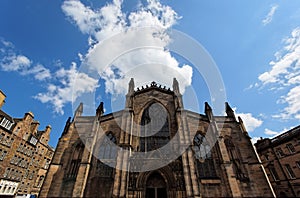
[145,172,167,198]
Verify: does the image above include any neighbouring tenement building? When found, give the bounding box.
[0,90,54,198]
[40,78,274,198]
[255,126,300,197]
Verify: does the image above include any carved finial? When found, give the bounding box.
[205,102,213,121]
[173,78,180,94]
[238,116,248,134]
[128,78,135,94]
[225,102,236,119]
[151,81,157,87]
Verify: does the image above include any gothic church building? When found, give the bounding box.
[40,78,274,197]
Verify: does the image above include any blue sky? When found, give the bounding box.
[1,0,300,147]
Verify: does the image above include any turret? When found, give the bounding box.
[40,125,51,144]
[30,121,40,136]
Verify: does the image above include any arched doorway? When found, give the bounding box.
[146,172,167,198]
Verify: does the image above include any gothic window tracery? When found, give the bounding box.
[96,132,117,177]
[140,103,170,152]
[193,133,217,178]
[224,138,247,180]
[67,142,84,178]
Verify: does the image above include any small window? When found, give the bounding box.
[286,143,295,154]
[285,164,296,179]
[275,148,284,158]
[265,154,269,161]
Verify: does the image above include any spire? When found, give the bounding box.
[96,102,104,120]
[172,78,180,95]
[128,78,135,95]
[173,78,183,109]
[74,102,83,118]
[225,102,236,120]
[205,102,213,121]
[126,78,134,108]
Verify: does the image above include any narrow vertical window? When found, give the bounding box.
[275,148,284,158]
[285,164,296,179]
[286,143,295,154]
[225,138,247,180]
[269,167,279,181]
[67,143,84,178]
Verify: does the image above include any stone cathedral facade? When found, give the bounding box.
[40,78,274,197]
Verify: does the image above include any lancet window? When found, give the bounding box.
[193,133,217,178]
[139,103,170,152]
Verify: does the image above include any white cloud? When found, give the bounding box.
[34,62,99,114]
[259,27,300,85]
[276,85,300,120]
[264,126,294,137]
[21,64,51,81]
[264,128,279,136]
[62,0,192,96]
[233,108,263,132]
[62,0,126,41]
[250,136,261,145]
[236,112,263,132]
[257,27,300,120]
[262,5,278,26]
[0,41,51,81]
[1,54,31,71]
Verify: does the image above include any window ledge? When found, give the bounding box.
[200,178,221,184]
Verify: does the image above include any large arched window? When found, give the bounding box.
[67,142,84,178]
[96,132,117,177]
[140,103,170,152]
[193,133,217,178]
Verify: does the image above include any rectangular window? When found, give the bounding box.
[269,167,279,181]
[3,168,10,178]
[0,118,13,130]
[29,135,38,146]
[286,143,296,153]
[7,138,13,147]
[0,133,4,142]
[44,159,50,169]
[0,150,7,160]
[285,164,296,179]
[10,155,17,164]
